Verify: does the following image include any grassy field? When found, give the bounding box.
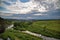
[0,18,60,40]
[13,20,60,39]
[0,29,42,40]
[0,17,42,40]
[26,20,60,39]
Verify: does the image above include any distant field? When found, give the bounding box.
[27,20,60,32]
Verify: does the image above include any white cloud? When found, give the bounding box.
[1,0,60,14]
[0,12,13,16]
[26,17,32,19]
[10,17,21,19]
[34,14,47,16]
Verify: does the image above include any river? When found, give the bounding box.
[22,30,60,40]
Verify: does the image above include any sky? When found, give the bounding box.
[0,0,60,19]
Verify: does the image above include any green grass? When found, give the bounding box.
[26,20,60,39]
[0,29,42,40]
[32,20,60,31]
[0,19,60,40]
[13,20,60,39]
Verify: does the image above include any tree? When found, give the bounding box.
[0,17,6,34]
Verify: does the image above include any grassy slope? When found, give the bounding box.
[28,20,60,32]
[25,20,60,39]
[0,19,60,40]
[0,29,42,40]
[0,17,42,40]
[13,20,60,39]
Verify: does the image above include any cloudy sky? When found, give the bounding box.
[0,0,60,19]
